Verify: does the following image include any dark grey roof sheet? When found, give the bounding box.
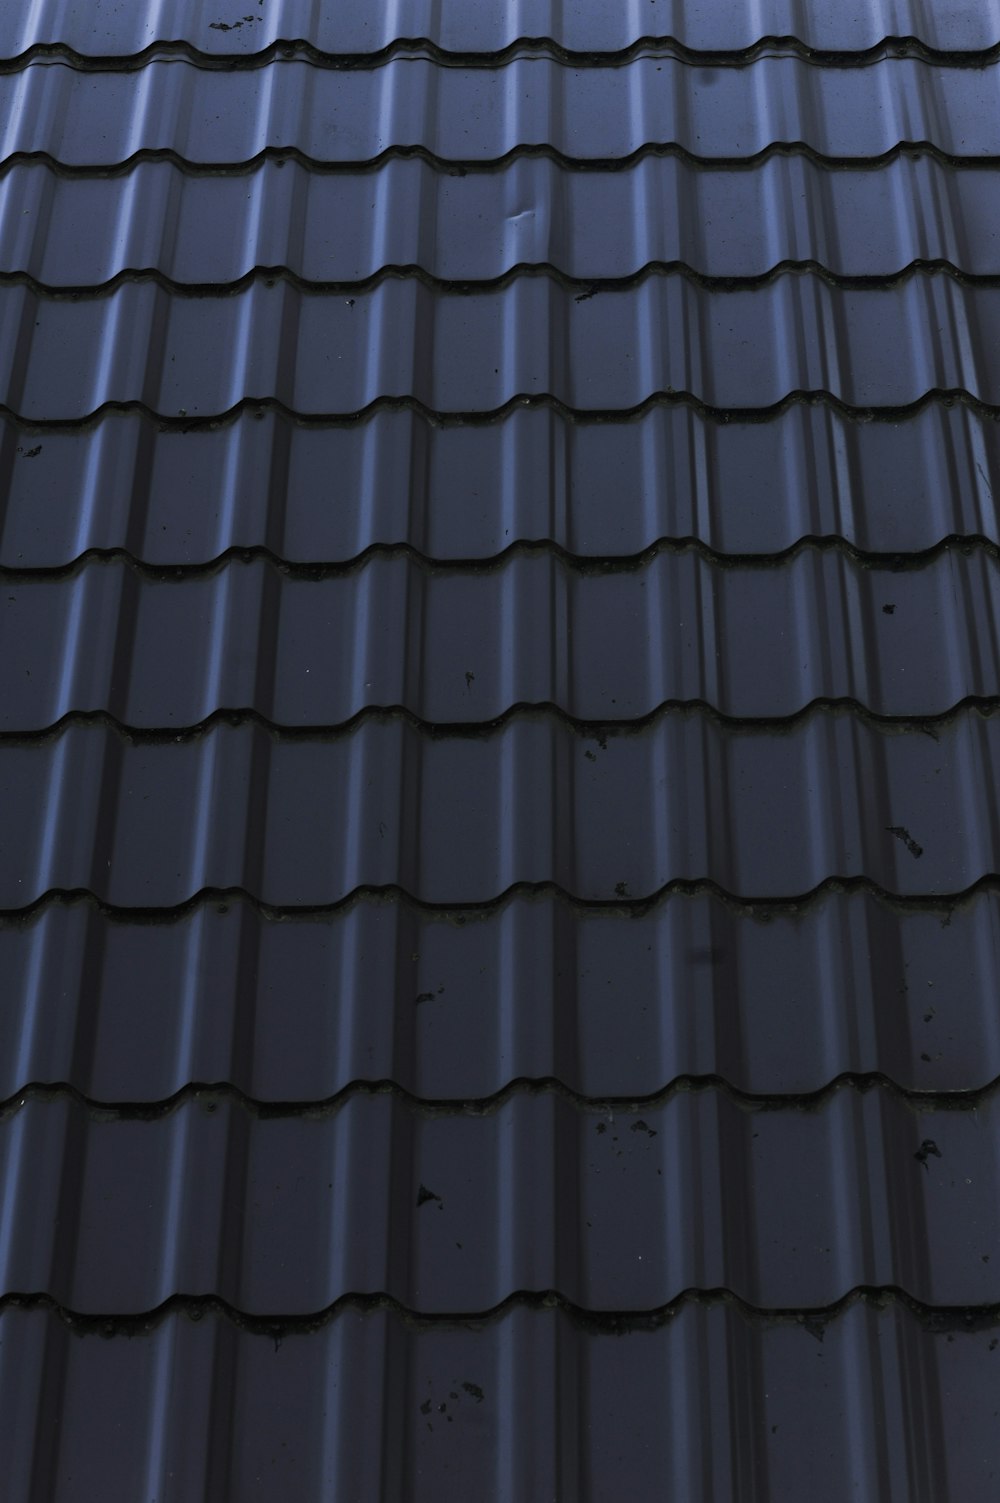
[3,3,1000,1497]
[4,1304,996,1503]
[4,891,998,1101]
[8,59,1000,167]
[1,714,997,907]
[8,157,1000,287]
[7,0,1000,58]
[4,1090,996,1312]
[5,277,1000,419]
[3,549,1000,728]
[3,405,997,566]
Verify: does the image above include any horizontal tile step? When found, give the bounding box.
[7,0,1000,59]
[4,58,1000,166]
[3,277,1000,418]
[0,712,997,906]
[1,406,995,565]
[2,1298,996,1503]
[0,889,995,1098]
[8,158,1000,286]
[2,547,998,728]
[1,1086,997,1311]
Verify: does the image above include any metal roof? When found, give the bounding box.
[2,1088,997,1311]
[4,891,999,1100]
[4,713,1000,903]
[3,405,997,564]
[7,57,1000,164]
[3,1303,995,1503]
[2,3,1000,1499]
[6,278,1000,415]
[9,155,1000,285]
[8,0,1000,58]
[7,548,1000,724]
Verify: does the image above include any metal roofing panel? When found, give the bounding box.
[1,1089,996,1311]
[3,277,998,419]
[2,891,998,1101]
[6,0,1000,58]
[0,714,996,907]
[2,405,996,566]
[1,548,997,728]
[2,1,999,1493]
[3,1303,995,1503]
[8,157,1000,287]
[5,59,1000,167]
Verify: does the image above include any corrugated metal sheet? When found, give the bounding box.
[8,157,1000,286]
[6,0,1000,58]
[5,883,998,1100]
[2,406,997,565]
[2,714,998,905]
[2,1,1000,1497]
[4,891,999,1100]
[1,1090,996,1311]
[5,278,1000,417]
[7,59,1000,165]
[4,549,1000,726]
[2,1304,995,1503]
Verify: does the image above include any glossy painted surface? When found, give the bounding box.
[2,406,997,565]
[1,548,998,726]
[5,58,1000,166]
[6,0,1000,58]
[1,4,999,1499]
[3,1304,996,1503]
[8,157,1000,287]
[1,713,999,904]
[2,889,997,1100]
[3,276,1000,418]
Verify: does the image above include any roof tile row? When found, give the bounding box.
[4,1302,993,1503]
[3,1088,996,1311]
[6,58,1000,166]
[8,157,1000,286]
[0,714,995,906]
[2,405,995,564]
[3,277,999,418]
[5,0,1000,57]
[2,548,999,727]
[5,889,996,1100]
